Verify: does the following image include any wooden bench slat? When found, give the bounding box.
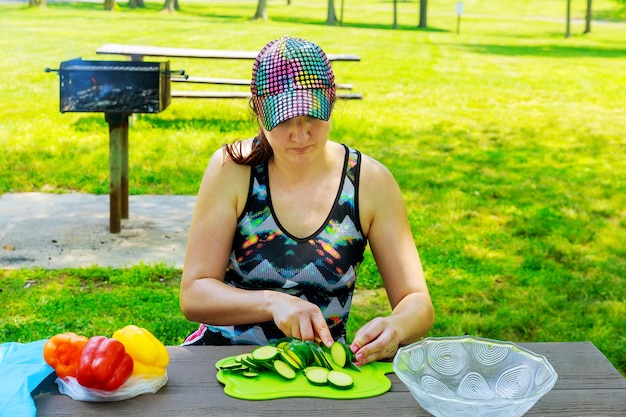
[172,76,353,90]
[338,92,362,99]
[96,43,360,62]
[171,91,251,99]
[174,76,250,86]
[171,91,362,100]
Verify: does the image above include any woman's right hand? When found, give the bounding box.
[269,292,334,347]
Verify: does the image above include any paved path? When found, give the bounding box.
[0,193,195,270]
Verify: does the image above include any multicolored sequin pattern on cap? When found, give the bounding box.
[251,36,336,131]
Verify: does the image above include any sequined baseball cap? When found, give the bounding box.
[251,36,336,131]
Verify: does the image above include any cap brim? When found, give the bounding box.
[255,88,334,131]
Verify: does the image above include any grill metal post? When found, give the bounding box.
[49,58,172,233]
[105,113,130,233]
[121,122,129,220]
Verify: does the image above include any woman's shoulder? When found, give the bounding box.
[199,142,254,215]
[350,148,395,185]
[207,139,256,174]
[201,142,253,197]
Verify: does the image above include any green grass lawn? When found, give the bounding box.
[1,0,625,376]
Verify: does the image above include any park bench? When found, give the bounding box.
[95,43,362,101]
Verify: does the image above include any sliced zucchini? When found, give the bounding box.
[240,356,268,372]
[274,337,296,345]
[330,341,348,368]
[304,367,329,386]
[234,354,248,363]
[346,360,362,373]
[242,371,260,378]
[273,359,297,380]
[279,350,301,370]
[303,365,329,373]
[288,340,313,366]
[285,348,305,369]
[327,370,354,390]
[305,341,328,368]
[219,362,246,370]
[322,351,341,370]
[252,345,279,362]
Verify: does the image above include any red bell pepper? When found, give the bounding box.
[43,332,89,378]
[76,336,134,391]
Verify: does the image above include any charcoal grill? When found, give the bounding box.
[52,58,171,114]
[47,58,182,233]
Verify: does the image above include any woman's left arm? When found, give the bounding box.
[350,155,435,365]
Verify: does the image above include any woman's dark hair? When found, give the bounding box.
[222,99,274,166]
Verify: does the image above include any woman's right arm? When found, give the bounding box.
[180,147,266,323]
[179,148,333,345]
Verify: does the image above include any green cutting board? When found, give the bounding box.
[215,355,394,400]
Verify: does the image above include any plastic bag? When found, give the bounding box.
[0,340,54,417]
[55,373,168,402]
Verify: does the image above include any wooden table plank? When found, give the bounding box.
[519,342,625,390]
[33,342,626,416]
[96,43,361,62]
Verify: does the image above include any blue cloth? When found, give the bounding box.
[0,340,54,417]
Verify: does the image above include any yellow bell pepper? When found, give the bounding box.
[112,325,169,377]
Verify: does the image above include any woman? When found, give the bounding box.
[180,36,434,365]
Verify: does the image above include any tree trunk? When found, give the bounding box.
[129,0,145,9]
[253,0,268,20]
[104,0,115,11]
[161,0,179,13]
[339,0,344,25]
[326,0,337,25]
[565,0,571,38]
[418,0,427,28]
[393,0,398,29]
[584,0,592,34]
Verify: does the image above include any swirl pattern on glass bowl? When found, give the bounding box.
[427,340,468,376]
[392,336,558,417]
[472,341,510,366]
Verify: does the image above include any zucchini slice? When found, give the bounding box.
[304,367,329,386]
[287,341,313,366]
[327,370,354,390]
[279,350,301,370]
[306,341,331,369]
[252,345,279,362]
[273,359,297,380]
[285,349,305,369]
[330,342,348,368]
[219,362,246,370]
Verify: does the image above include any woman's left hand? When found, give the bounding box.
[349,317,400,366]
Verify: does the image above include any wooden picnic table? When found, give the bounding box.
[33,342,625,416]
[94,44,361,233]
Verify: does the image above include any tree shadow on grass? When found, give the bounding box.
[458,43,626,58]
[145,116,253,132]
[45,1,247,21]
[45,1,106,11]
[70,113,253,133]
[271,16,449,32]
[42,2,448,30]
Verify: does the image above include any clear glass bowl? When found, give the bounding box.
[392,336,558,417]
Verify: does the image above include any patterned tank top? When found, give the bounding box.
[195,145,366,345]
